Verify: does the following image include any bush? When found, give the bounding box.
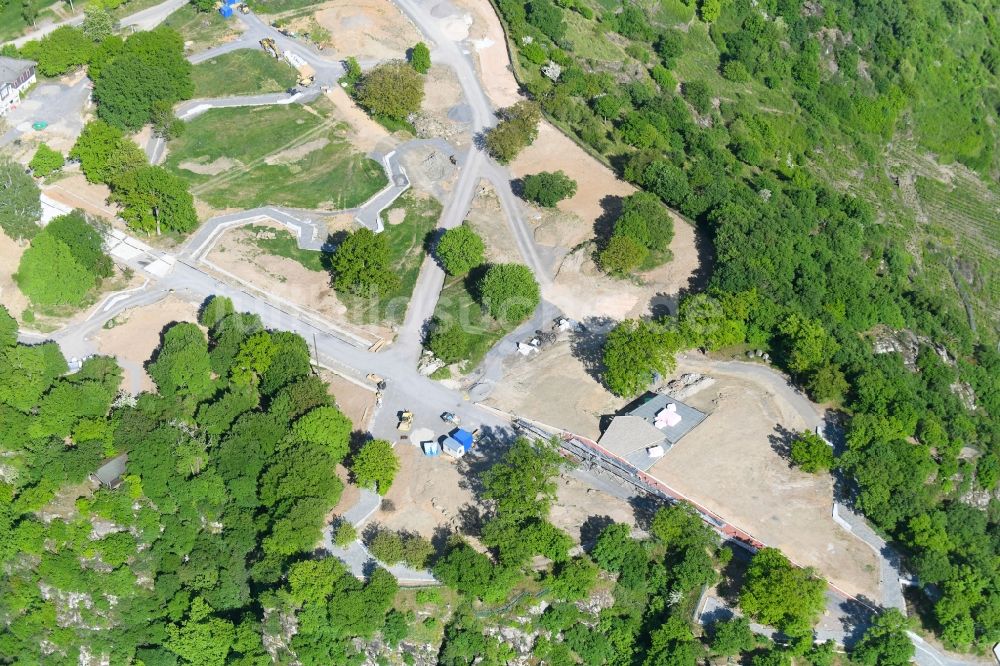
[356,60,424,121]
[436,224,485,276]
[682,80,713,114]
[520,171,577,207]
[410,42,431,74]
[600,234,647,275]
[722,59,750,82]
[29,144,65,178]
[650,65,677,91]
[478,263,540,324]
[369,530,405,564]
[333,520,357,546]
[789,431,834,473]
[350,439,400,494]
[331,228,400,296]
[427,317,471,363]
[485,101,541,164]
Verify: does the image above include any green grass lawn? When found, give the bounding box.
[110,0,165,19]
[430,272,513,370]
[163,4,242,54]
[342,191,442,325]
[247,0,322,15]
[0,0,62,42]
[165,101,387,210]
[244,223,327,271]
[192,49,299,98]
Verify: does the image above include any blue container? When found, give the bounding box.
[452,429,474,451]
[219,4,233,17]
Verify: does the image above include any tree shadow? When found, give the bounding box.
[568,316,615,384]
[462,263,491,303]
[836,596,876,648]
[716,542,750,606]
[430,525,456,564]
[628,493,664,531]
[509,177,525,199]
[768,423,797,466]
[453,424,519,502]
[456,502,483,536]
[593,194,625,245]
[580,515,615,552]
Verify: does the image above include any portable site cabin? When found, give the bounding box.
[452,428,474,451]
[442,437,464,458]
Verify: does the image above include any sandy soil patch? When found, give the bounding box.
[386,208,406,225]
[372,443,475,538]
[323,86,394,154]
[324,211,362,235]
[397,145,458,201]
[314,0,421,61]
[450,0,521,107]
[650,363,880,600]
[0,230,30,322]
[544,219,701,321]
[43,175,116,221]
[415,65,470,146]
[206,220,349,321]
[178,156,243,176]
[484,337,616,440]
[318,367,378,429]
[95,296,201,393]
[264,138,330,165]
[465,181,521,264]
[550,472,639,545]
[511,122,636,240]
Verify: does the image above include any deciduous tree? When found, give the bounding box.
[350,439,399,494]
[477,263,540,323]
[436,224,485,276]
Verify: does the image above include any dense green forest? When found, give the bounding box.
[489,0,1000,651]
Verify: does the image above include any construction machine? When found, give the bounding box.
[259,38,280,59]
[297,74,315,87]
[397,410,413,432]
[237,3,249,12]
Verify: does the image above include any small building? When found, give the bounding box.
[442,436,465,458]
[0,56,36,117]
[597,392,706,471]
[451,428,474,452]
[91,453,128,490]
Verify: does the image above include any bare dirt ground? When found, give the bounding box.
[484,337,617,440]
[318,367,377,429]
[511,122,636,238]
[95,296,201,393]
[0,230,29,322]
[43,175,116,221]
[397,145,458,201]
[544,218,701,321]
[206,220,349,319]
[314,0,421,61]
[203,220,391,341]
[550,471,639,544]
[465,181,521,264]
[372,443,476,538]
[415,65,471,147]
[323,86,395,154]
[650,364,881,600]
[450,0,522,107]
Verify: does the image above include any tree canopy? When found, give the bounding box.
[355,60,424,122]
[436,223,486,276]
[330,228,400,297]
[0,155,41,241]
[477,263,540,324]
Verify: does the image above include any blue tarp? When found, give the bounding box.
[452,429,474,451]
[219,5,233,16]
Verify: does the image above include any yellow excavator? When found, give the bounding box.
[397,410,413,432]
[259,38,280,59]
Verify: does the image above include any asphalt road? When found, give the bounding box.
[0,77,89,148]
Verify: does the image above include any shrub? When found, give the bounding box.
[369,530,405,564]
[410,42,431,73]
[29,144,65,178]
[521,171,577,207]
[334,520,357,546]
[722,59,750,82]
[485,101,541,164]
[331,228,400,296]
[789,431,834,473]
[682,80,713,114]
[478,263,540,323]
[356,60,424,121]
[650,65,677,91]
[599,235,647,275]
[427,317,471,363]
[436,224,485,276]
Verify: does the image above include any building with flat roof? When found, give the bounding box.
[597,392,706,471]
[0,56,36,116]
